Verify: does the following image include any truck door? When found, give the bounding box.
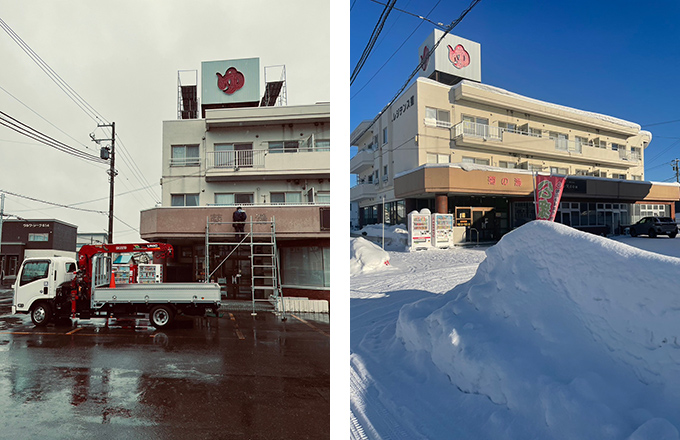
[15,259,52,310]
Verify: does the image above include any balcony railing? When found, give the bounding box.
[205,150,265,169]
[452,121,641,163]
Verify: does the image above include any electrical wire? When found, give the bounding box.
[351,0,483,143]
[352,0,443,99]
[367,0,445,28]
[0,110,107,164]
[351,0,397,85]
[0,189,107,215]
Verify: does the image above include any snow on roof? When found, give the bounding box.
[429,78,643,131]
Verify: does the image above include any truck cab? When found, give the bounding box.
[12,256,77,324]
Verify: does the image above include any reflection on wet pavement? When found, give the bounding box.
[0,292,330,439]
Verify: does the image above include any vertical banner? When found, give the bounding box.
[535,175,566,221]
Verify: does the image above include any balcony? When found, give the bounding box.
[350,148,376,174]
[350,182,378,201]
[204,148,329,181]
[451,122,641,168]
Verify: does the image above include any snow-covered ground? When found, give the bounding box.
[350,221,680,440]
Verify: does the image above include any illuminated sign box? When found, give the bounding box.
[418,30,481,83]
[201,58,261,106]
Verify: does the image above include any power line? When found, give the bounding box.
[0,110,107,164]
[352,0,443,99]
[367,0,446,28]
[351,0,397,85]
[352,0,483,143]
[0,189,107,215]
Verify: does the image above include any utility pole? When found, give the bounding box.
[673,159,680,183]
[91,122,116,243]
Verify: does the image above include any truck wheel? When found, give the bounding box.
[649,229,657,238]
[670,231,678,238]
[31,302,52,326]
[630,228,637,237]
[150,305,174,329]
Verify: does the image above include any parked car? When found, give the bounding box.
[628,216,678,238]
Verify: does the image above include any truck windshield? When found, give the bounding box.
[20,261,50,286]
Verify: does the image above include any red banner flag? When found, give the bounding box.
[534,175,566,221]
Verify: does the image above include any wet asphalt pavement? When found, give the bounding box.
[0,289,330,439]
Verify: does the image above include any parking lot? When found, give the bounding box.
[0,290,330,439]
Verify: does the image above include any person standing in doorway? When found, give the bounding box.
[233,206,247,241]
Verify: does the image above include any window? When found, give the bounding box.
[550,167,568,175]
[462,156,490,166]
[20,260,50,286]
[171,194,199,206]
[632,175,642,181]
[498,161,516,169]
[549,131,569,151]
[383,165,389,181]
[575,169,588,176]
[280,246,330,288]
[427,153,450,164]
[28,233,49,242]
[214,193,235,205]
[374,170,379,183]
[270,192,302,204]
[269,141,300,154]
[316,192,330,204]
[630,147,641,161]
[315,139,330,151]
[425,107,451,128]
[171,144,199,166]
[462,115,489,137]
[574,136,589,153]
[498,122,517,133]
[614,173,627,180]
[235,193,254,205]
[383,127,388,144]
[611,143,621,151]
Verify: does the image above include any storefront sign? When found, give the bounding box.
[22,223,50,228]
[216,67,245,95]
[564,179,586,193]
[201,58,260,106]
[535,175,566,221]
[448,44,470,69]
[487,175,523,187]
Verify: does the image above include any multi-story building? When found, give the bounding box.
[140,59,330,301]
[351,31,679,239]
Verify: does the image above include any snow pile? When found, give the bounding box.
[396,221,680,439]
[350,237,391,275]
[356,223,409,250]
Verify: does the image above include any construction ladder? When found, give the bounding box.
[205,215,286,318]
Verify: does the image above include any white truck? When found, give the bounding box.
[12,243,221,328]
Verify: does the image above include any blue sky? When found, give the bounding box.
[350,0,680,182]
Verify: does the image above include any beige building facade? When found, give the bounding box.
[141,102,331,300]
[351,76,679,239]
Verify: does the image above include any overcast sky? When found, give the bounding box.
[0,0,331,242]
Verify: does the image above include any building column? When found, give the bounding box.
[435,194,448,214]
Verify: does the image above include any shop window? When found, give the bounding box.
[280,246,330,288]
[171,194,199,207]
[171,144,199,166]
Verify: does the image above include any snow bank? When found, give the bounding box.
[350,237,390,275]
[357,224,409,250]
[396,221,680,439]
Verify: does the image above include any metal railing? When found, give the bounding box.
[205,150,264,169]
[452,121,641,162]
